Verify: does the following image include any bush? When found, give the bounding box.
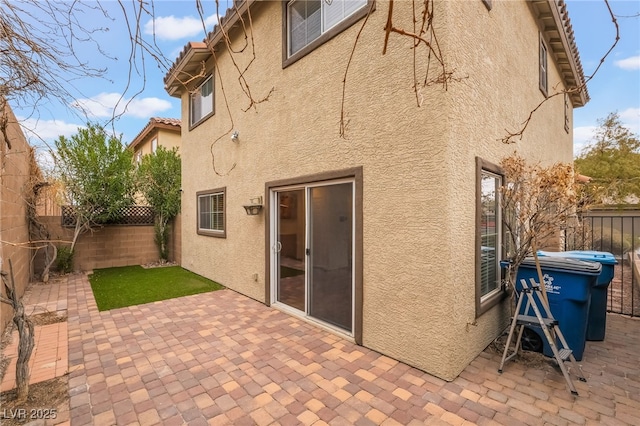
[56,245,74,273]
[591,228,636,257]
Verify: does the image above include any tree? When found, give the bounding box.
[54,123,135,253]
[574,112,640,204]
[500,153,583,302]
[0,261,34,402]
[136,146,182,261]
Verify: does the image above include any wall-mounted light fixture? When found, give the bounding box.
[243,196,263,215]
[231,130,239,142]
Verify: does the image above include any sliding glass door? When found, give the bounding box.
[273,181,354,333]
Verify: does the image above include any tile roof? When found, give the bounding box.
[128,117,181,150]
[164,1,251,97]
[164,0,588,105]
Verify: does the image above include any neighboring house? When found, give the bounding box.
[128,117,181,165]
[164,0,587,380]
[0,101,37,335]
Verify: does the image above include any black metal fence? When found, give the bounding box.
[61,205,155,227]
[565,212,640,317]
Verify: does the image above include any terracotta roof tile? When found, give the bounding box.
[128,117,181,150]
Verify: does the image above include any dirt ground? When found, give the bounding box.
[0,376,68,426]
[0,311,69,425]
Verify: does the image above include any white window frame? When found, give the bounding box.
[286,0,367,58]
[197,188,226,238]
[190,75,214,127]
[151,138,158,153]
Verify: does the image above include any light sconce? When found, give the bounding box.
[231,130,239,142]
[243,196,263,215]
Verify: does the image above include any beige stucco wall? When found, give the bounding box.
[134,127,181,158]
[178,1,575,380]
[0,104,34,335]
[157,129,181,153]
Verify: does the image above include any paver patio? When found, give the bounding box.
[2,273,640,425]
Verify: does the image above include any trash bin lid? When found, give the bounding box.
[537,250,618,265]
[521,256,602,275]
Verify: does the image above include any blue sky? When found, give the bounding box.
[9,0,640,162]
[567,0,640,155]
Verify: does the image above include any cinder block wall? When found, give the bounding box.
[169,214,182,266]
[34,216,182,274]
[1,105,33,335]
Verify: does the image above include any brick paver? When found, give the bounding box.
[3,273,640,425]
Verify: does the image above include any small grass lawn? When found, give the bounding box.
[89,265,224,311]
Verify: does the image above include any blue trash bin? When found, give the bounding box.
[538,250,617,341]
[505,257,601,361]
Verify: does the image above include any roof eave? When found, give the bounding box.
[128,119,181,150]
[164,1,256,98]
[164,42,211,98]
[532,0,589,107]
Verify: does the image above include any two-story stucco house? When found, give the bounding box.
[128,117,181,165]
[164,0,587,380]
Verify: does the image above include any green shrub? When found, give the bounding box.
[56,245,74,273]
[591,229,635,257]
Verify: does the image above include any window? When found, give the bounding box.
[564,93,570,133]
[197,188,226,237]
[285,0,368,62]
[539,36,548,96]
[151,138,158,153]
[476,158,505,316]
[190,76,214,127]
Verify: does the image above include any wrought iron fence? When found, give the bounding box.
[564,212,640,317]
[61,205,155,227]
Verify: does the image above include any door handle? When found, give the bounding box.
[306,248,310,256]
[274,241,282,252]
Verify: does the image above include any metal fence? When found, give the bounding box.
[565,212,640,317]
[61,205,155,227]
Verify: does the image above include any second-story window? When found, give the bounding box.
[564,93,570,133]
[151,138,158,153]
[287,0,367,57]
[539,36,548,96]
[190,75,214,127]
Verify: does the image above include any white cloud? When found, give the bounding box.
[573,125,597,157]
[614,55,640,71]
[620,107,640,134]
[144,14,219,41]
[16,116,82,142]
[71,93,172,119]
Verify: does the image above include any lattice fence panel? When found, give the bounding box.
[61,205,155,227]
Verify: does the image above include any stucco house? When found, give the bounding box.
[164,0,587,380]
[128,117,181,165]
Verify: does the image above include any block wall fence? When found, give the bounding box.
[33,214,181,274]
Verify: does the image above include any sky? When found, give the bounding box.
[6,0,640,163]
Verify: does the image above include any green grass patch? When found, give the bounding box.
[89,265,224,311]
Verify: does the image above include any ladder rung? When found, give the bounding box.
[557,349,572,361]
[514,315,558,327]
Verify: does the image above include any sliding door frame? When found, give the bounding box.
[264,167,363,344]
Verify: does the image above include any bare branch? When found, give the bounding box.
[500,0,619,144]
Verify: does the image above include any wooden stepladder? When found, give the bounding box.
[498,278,586,395]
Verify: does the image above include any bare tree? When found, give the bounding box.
[500,153,584,303]
[0,260,34,402]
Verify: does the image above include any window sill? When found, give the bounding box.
[197,229,226,239]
